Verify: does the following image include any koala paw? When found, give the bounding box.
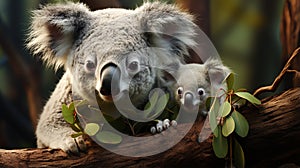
[49,135,86,154]
[150,119,177,134]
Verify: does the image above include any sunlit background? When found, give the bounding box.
[0,0,284,148]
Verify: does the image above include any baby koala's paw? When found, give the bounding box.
[49,135,87,155]
[150,119,177,134]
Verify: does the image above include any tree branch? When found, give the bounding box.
[1,88,300,167]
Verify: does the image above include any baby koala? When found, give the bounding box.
[160,59,231,122]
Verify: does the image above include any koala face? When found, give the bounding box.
[27,2,198,108]
[161,59,231,113]
[175,64,210,112]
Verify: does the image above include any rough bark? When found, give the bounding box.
[0,88,300,168]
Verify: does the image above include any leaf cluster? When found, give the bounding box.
[62,101,122,145]
[208,73,261,168]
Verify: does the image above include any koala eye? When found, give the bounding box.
[177,87,183,98]
[127,60,140,74]
[197,88,206,96]
[85,60,96,73]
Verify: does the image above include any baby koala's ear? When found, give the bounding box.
[157,61,180,87]
[27,2,91,70]
[204,59,231,87]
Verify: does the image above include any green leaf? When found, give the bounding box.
[154,93,169,114]
[212,125,228,158]
[70,123,82,132]
[222,116,235,137]
[144,90,160,112]
[206,97,213,111]
[232,111,249,137]
[146,93,169,119]
[231,94,247,107]
[209,97,220,137]
[225,73,234,90]
[95,131,122,145]
[62,103,75,124]
[235,92,261,105]
[150,90,160,105]
[71,132,83,138]
[220,101,232,117]
[84,123,101,136]
[233,138,245,168]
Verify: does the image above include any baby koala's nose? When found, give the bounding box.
[184,92,194,107]
[99,63,120,97]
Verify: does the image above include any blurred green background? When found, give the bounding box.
[0,0,284,148]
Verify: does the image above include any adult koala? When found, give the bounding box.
[27,2,198,153]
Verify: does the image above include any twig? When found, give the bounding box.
[287,69,300,75]
[253,47,300,96]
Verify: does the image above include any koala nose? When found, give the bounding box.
[100,64,120,96]
[184,92,194,107]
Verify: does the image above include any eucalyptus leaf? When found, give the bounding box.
[233,138,245,168]
[154,93,169,114]
[144,90,161,117]
[96,131,122,144]
[144,90,160,112]
[232,111,249,137]
[235,92,261,105]
[71,132,83,138]
[206,97,213,111]
[150,90,160,105]
[147,93,169,119]
[62,104,75,124]
[70,123,81,132]
[74,123,82,131]
[209,97,220,137]
[222,116,235,137]
[84,123,101,136]
[231,94,247,106]
[220,101,231,117]
[212,125,228,158]
[225,73,234,90]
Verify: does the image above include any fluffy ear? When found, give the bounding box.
[137,2,197,61]
[204,59,231,86]
[27,2,91,70]
[156,61,181,90]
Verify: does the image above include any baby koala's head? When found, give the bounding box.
[160,59,231,114]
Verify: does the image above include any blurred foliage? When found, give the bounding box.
[211,0,284,91]
[0,0,285,149]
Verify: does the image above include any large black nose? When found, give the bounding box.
[100,64,120,96]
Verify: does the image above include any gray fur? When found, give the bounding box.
[27,2,198,153]
[160,59,231,115]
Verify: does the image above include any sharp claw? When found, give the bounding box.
[163,119,170,129]
[156,124,163,132]
[150,126,156,134]
[171,120,177,127]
